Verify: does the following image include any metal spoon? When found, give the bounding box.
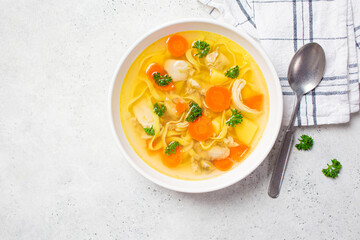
[268,43,326,198]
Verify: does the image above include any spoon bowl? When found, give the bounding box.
[288,43,326,95]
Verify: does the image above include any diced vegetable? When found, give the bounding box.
[243,94,263,111]
[213,158,233,171]
[205,86,231,112]
[234,117,258,145]
[241,83,261,99]
[167,35,188,57]
[176,101,187,114]
[188,116,214,141]
[146,63,164,79]
[211,116,222,135]
[209,68,228,85]
[229,144,249,161]
[163,145,182,168]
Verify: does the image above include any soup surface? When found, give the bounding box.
[120,31,269,180]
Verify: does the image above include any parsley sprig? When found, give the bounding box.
[185,102,202,122]
[295,135,313,151]
[154,103,166,117]
[226,109,243,127]
[153,72,172,86]
[322,159,342,178]
[192,40,210,58]
[225,65,240,79]
[144,125,155,136]
[165,141,180,156]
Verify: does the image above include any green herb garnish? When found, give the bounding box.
[154,103,166,117]
[322,159,342,178]
[144,125,155,136]
[226,109,243,127]
[225,65,239,79]
[185,102,202,122]
[153,72,172,86]
[165,141,180,156]
[295,135,313,151]
[192,40,210,58]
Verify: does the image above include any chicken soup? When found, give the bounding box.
[120,31,269,180]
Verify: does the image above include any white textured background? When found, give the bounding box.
[1,1,359,239]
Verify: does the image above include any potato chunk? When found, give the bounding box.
[235,117,258,145]
[209,69,228,85]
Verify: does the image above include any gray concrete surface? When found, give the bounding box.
[0,1,359,239]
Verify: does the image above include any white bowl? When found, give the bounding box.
[109,19,283,193]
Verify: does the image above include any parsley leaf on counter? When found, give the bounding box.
[295,135,313,151]
[322,159,342,178]
[154,103,166,117]
[192,40,210,58]
[165,141,180,156]
[144,125,155,136]
[153,72,172,86]
[185,102,202,122]
[226,109,243,127]
[225,65,240,79]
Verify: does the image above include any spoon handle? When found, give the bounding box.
[268,95,301,198]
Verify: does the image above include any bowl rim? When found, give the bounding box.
[109,18,283,193]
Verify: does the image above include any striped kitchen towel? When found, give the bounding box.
[199,0,360,126]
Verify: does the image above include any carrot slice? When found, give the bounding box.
[188,116,214,141]
[167,35,188,57]
[162,146,182,168]
[243,94,263,111]
[213,158,234,171]
[146,63,175,92]
[205,86,231,112]
[229,144,249,162]
[146,63,164,79]
[176,101,187,114]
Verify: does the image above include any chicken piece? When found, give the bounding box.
[193,142,209,160]
[223,136,239,147]
[207,145,230,161]
[232,79,260,114]
[164,59,193,82]
[205,48,230,71]
[133,98,156,128]
[164,97,177,119]
[200,160,213,171]
[191,157,201,173]
[187,78,201,89]
[186,78,202,94]
[205,51,219,64]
